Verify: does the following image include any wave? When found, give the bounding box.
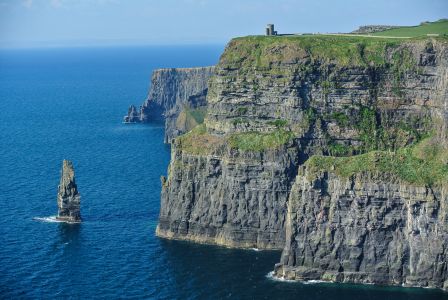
[266,271,332,284]
[33,216,64,223]
[266,271,296,283]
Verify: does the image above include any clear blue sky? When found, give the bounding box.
[0,0,447,48]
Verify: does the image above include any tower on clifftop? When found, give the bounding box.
[266,24,277,36]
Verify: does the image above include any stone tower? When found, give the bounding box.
[56,160,81,222]
[266,24,277,36]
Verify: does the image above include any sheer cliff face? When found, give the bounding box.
[157,36,448,288]
[158,143,299,249]
[141,67,215,143]
[275,170,448,290]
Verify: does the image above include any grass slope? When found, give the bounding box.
[306,137,448,187]
[371,19,448,37]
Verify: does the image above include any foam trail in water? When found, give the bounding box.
[33,216,64,223]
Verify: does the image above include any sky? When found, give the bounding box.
[0,0,447,48]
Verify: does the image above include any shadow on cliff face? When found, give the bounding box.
[158,239,448,300]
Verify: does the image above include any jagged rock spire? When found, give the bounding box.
[57,160,81,222]
[123,104,141,123]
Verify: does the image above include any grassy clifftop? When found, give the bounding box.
[222,34,447,68]
[369,19,448,37]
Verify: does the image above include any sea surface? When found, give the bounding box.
[0,45,447,299]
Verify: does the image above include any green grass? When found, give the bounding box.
[370,19,448,37]
[176,124,295,154]
[228,129,294,152]
[176,124,224,155]
[224,35,412,68]
[175,107,206,133]
[306,137,448,187]
[188,108,206,124]
[267,119,288,128]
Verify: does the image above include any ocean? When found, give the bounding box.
[0,45,446,299]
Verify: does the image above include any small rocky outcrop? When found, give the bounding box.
[351,25,400,34]
[56,160,81,223]
[123,105,141,123]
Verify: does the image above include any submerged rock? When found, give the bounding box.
[56,160,81,223]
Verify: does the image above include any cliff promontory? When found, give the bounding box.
[124,67,214,143]
[155,35,448,290]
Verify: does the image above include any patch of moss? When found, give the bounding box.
[267,119,288,128]
[306,137,448,187]
[356,106,379,151]
[176,107,207,133]
[237,107,249,115]
[331,111,350,127]
[228,129,294,152]
[232,118,250,125]
[327,142,353,156]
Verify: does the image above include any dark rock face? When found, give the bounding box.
[157,143,299,249]
[274,170,448,290]
[57,160,81,222]
[123,105,141,123]
[123,67,215,143]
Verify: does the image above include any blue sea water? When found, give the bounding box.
[0,45,447,299]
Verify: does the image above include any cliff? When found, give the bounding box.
[156,35,448,289]
[124,67,215,143]
[275,159,448,290]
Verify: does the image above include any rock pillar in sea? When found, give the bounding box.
[123,104,141,123]
[57,160,81,222]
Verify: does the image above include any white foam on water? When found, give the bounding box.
[33,216,80,224]
[265,271,296,283]
[33,216,64,223]
[250,248,260,252]
[266,271,334,285]
[303,280,328,285]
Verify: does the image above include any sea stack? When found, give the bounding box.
[56,160,81,222]
[123,104,141,123]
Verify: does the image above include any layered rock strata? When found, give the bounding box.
[274,169,448,290]
[57,160,81,222]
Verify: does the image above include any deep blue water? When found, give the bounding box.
[0,45,447,299]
